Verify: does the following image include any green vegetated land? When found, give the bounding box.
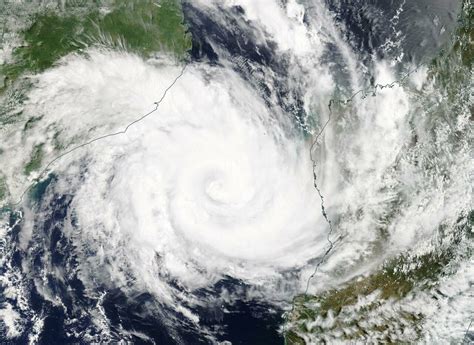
[24,143,45,176]
[1,0,191,92]
[286,2,473,343]
[286,213,472,343]
[430,0,473,98]
[0,175,7,201]
[0,0,192,185]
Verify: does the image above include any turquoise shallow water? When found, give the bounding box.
[0,1,471,344]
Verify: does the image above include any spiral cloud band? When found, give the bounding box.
[19,54,328,312]
[0,0,471,342]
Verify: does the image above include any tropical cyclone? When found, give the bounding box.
[0,0,471,343]
[12,50,330,317]
[49,55,327,279]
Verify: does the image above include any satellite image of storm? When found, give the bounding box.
[0,0,472,344]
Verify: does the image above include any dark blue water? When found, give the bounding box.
[1,178,284,344]
[1,1,462,343]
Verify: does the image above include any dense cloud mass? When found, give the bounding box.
[0,0,472,343]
